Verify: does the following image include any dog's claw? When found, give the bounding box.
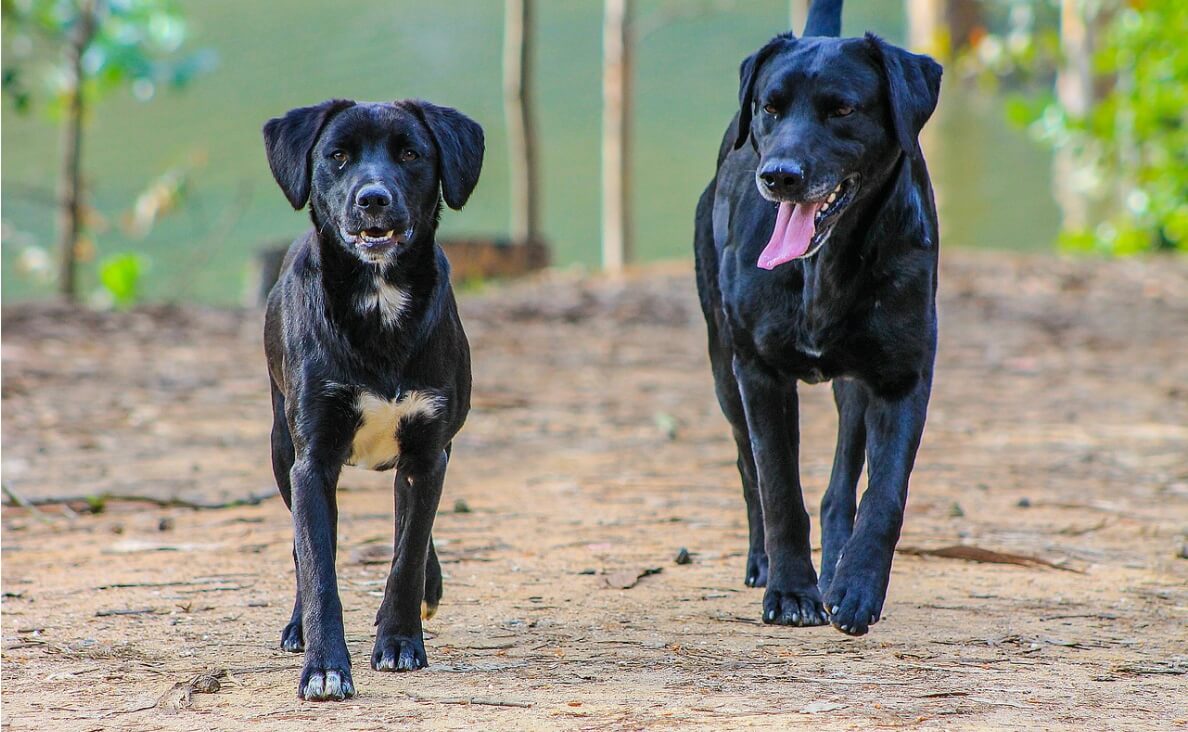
[372,634,428,673]
[823,573,886,637]
[299,665,354,701]
[280,621,304,653]
[762,587,828,627]
[745,551,769,588]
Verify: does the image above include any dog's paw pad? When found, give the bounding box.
[299,666,354,701]
[372,635,428,673]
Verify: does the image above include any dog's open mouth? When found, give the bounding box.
[340,226,412,252]
[757,175,858,270]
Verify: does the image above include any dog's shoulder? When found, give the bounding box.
[278,231,320,283]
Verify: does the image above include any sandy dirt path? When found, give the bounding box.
[2,252,1187,730]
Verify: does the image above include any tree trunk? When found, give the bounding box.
[56,1,96,302]
[1054,0,1113,232]
[906,0,982,59]
[503,0,540,245]
[601,0,632,273]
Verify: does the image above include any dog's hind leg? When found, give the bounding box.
[270,382,305,653]
[423,536,443,619]
[732,425,767,588]
[709,333,767,587]
[818,378,869,596]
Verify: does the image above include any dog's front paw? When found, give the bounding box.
[823,568,888,636]
[745,549,769,588]
[298,662,355,701]
[280,620,304,652]
[371,633,428,672]
[762,584,828,626]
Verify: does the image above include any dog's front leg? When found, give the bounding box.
[372,449,447,672]
[824,375,931,636]
[291,457,354,700]
[733,356,827,626]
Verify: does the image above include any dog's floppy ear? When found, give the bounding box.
[403,100,485,210]
[734,34,794,150]
[262,99,355,209]
[866,34,942,158]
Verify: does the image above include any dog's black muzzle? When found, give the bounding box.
[339,181,414,257]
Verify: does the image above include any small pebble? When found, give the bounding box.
[674,547,691,565]
[1016,497,1032,508]
[453,498,471,514]
[158,517,175,532]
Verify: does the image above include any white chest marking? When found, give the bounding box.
[349,390,443,470]
[356,276,410,328]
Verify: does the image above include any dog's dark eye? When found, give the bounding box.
[331,150,348,167]
[833,105,854,118]
[401,149,419,162]
[762,103,778,116]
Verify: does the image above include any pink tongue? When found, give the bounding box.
[757,201,822,270]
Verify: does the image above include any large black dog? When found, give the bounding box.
[694,0,942,636]
[262,99,482,700]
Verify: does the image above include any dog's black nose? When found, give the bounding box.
[354,184,392,211]
[759,162,804,191]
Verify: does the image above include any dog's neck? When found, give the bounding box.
[312,225,442,342]
[799,152,920,337]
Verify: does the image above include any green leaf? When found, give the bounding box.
[98,252,148,308]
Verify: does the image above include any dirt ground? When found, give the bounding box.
[2,251,1186,731]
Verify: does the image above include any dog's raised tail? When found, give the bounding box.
[803,0,842,37]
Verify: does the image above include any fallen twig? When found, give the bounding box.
[98,581,209,590]
[896,545,1083,573]
[402,691,532,708]
[602,566,663,589]
[2,483,51,522]
[1,489,277,511]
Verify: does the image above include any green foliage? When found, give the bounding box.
[1080,0,1188,253]
[1008,0,1187,254]
[2,0,214,300]
[97,251,147,307]
[2,0,216,114]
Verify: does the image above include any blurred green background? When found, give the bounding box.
[1,0,1059,304]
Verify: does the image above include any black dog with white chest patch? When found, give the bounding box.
[262,99,482,700]
[694,0,942,635]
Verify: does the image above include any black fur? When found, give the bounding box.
[694,2,942,636]
[261,99,483,700]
